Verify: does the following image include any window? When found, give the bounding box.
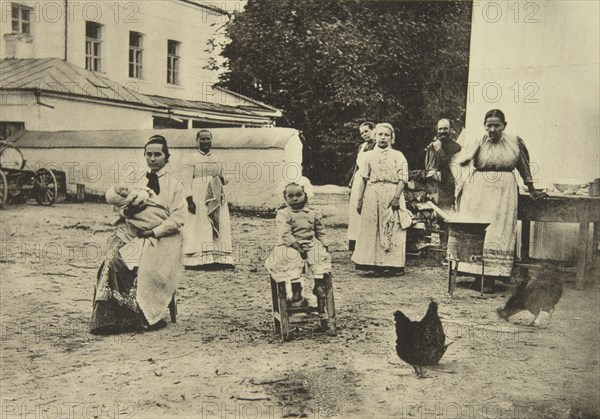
[85,21,102,72]
[192,120,237,129]
[129,32,144,78]
[0,121,25,140]
[152,116,187,129]
[11,3,31,34]
[167,40,181,85]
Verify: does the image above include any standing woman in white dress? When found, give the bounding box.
[347,122,375,251]
[181,130,234,269]
[351,123,410,276]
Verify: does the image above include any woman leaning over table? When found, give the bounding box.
[454,109,544,292]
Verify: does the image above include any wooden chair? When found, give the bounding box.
[270,272,336,341]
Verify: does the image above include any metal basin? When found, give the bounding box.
[446,221,490,261]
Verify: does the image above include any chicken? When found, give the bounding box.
[394,299,452,378]
[496,264,563,327]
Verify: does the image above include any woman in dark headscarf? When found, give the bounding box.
[90,135,186,333]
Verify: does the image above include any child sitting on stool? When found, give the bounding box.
[265,180,332,308]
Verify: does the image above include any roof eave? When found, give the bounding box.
[214,86,283,113]
[1,87,159,111]
[176,0,230,17]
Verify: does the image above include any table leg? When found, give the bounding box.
[521,220,531,261]
[481,259,485,296]
[593,222,599,259]
[448,260,457,295]
[576,221,590,290]
[593,222,599,287]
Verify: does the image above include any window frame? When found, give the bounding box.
[11,3,31,35]
[85,21,103,72]
[167,40,181,85]
[129,31,144,79]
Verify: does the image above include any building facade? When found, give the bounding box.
[463,0,599,261]
[0,0,281,136]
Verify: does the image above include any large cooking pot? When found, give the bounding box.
[426,201,491,294]
[446,221,490,261]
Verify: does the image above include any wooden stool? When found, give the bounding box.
[270,275,336,341]
[168,293,177,323]
[448,254,485,296]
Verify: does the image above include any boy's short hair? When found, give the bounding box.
[282,182,306,199]
[279,176,314,199]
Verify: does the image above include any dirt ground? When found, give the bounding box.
[1,192,599,419]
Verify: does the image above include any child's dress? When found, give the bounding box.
[265,206,332,284]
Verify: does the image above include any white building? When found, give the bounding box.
[0,0,281,137]
[463,0,599,260]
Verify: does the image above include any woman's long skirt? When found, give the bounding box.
[351,183,407,268]
[347,174,364,242]
[90,236,143,334]
[182,176,233,266]
[456,171,517,277]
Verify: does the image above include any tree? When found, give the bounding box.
[218,0,472,184]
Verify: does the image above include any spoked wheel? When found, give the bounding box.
[0,170,7,209]
[0,142,25,170]
[34,168,58,206]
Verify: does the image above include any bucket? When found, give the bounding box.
[446,221,490,261]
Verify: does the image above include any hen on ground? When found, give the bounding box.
[497,264,563,327]
[394,299,452,378]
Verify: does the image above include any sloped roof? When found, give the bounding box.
[214,86,283,114]
[1,59,281,121]
[0,58,156,107]
[149,95,259,116]
[9,128,302,149]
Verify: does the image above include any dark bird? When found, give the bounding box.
[394,299,452,378]
[497,264,563,327]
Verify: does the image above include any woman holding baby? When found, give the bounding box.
[90,135,186,334]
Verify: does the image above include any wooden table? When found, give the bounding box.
[518,193,600,289]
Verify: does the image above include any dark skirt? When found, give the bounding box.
[90,237,144,335]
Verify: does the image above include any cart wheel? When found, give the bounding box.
[0,170,7,209]
[0,142,25,170]
[34,168,58,206]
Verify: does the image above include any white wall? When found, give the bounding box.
[464,1,599,185]
[0,0,66,59]
[19,147,302,209]
[1,92,152,131]
[464,1,600,261]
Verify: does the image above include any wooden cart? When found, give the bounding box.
[0,141,66,209]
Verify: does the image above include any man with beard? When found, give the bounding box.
[424,118,461,211]
[424,119,461,257]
